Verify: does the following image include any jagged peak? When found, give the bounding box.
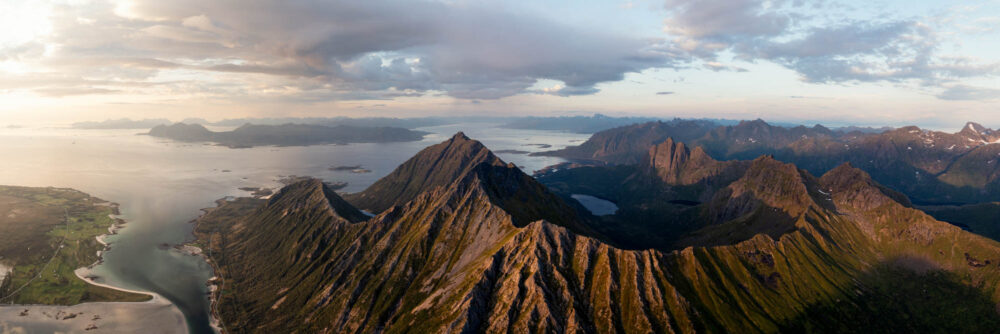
[822,162,870,184]
[958,121,997,138]
[964,121,986,133]
[736,118,770,128]
[268,178,369,223]
[733,155,811,205]
[819,162,913,209]
[346,132,506,213]
[450,131,471,142]
[749,154,783,165]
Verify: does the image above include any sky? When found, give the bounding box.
[0,0,998,129]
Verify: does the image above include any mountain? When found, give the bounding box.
[531,119,719,164]
[148,123,428,148]
[149,123,214,141]
[644,138,746,186]
[694,119,836,160]
[539,119,1000,205]
[195,133,1000,333]
[343,132,506,213]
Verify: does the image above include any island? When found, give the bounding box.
[0,186,151,305]
[148,123,429,148]
[328,165,372,173]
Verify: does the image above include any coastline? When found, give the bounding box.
[0,201,189,334]
[188,200,229,334]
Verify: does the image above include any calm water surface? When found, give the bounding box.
[0,122,585,333]
[571,194,620,216]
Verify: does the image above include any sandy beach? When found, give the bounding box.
[0,297,186,334]
[0,264,189,334]
[0,211,191,334]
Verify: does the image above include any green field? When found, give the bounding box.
[0,186,151,305]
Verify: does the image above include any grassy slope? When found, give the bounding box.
[0,186,150,305]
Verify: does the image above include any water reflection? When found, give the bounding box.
[571,194,619,216]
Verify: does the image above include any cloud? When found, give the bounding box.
[656,91,674,95]
[937,85,1000,101]
[661,0,999,98]
[703,61,747,72]
[0,0,678,101]
[663,0,789,40]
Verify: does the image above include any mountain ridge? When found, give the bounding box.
[194,132,1000,333]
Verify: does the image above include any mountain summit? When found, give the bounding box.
[346,132,505,213]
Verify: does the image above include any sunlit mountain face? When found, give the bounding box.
[1,1,1000,333]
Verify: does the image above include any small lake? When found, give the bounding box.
[0,122,587,333]
[571,194,619,216]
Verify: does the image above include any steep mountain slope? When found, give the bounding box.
[344,132,505,213]
[196,134,1000,334]
[644,138,747,186]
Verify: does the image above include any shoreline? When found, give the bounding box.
[71,207,165,304]
[0,200,189,334]
[187,198,233,334]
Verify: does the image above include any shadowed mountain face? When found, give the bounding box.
[539,120,1000,204]
[195,133,1000,334]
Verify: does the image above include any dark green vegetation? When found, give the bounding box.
[782,264,1000,333]
[0,186,151,305]
[148,122,428,148]
[538,119,1000,205]
[194,133,1000,333]
[921,202,1000,241]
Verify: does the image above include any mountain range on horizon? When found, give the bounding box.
[193,131,1000,333]
[536,119,1000,205]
